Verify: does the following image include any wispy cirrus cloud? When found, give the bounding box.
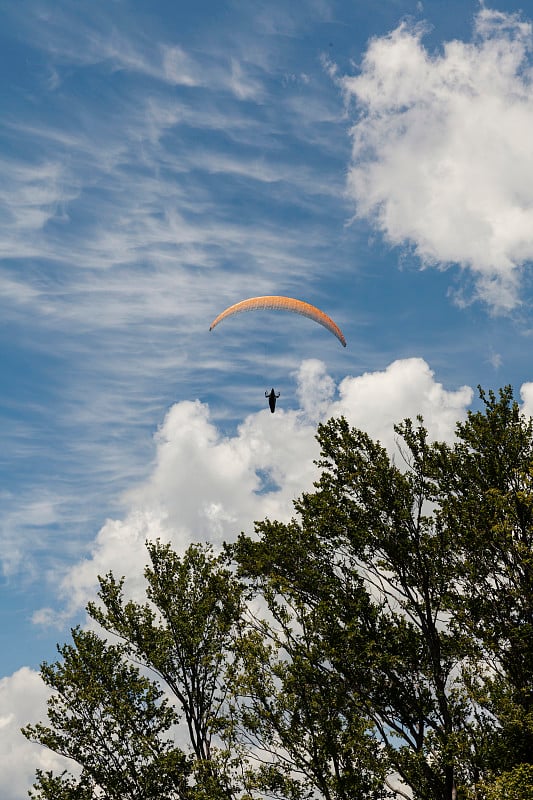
[0,0,352,606]
[8,2,264,99]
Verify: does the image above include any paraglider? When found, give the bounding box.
[266,388,280,413]
[209,296,346,347]
[209,296,345,414]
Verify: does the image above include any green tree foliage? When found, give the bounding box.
[87,541,244,772]
[480,764,533,800]
[232,420,466,799]
[431,388,533,777]
[23,628,191,799]
[23,543,245,799]
[231,387,533,799]
[24,388,533,800]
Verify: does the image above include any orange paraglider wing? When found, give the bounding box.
[209,296,346,347]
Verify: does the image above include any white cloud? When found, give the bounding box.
[0,667,68,800]
[10,4,265,101]
[0,492,65,579]
[488,350,503,370]
[0,159,78,258]
[36,358,474,616]
[229,58,263,101]
[331,357,473,446]
[10,4,201,89]
[159,45,201,86]
[520,381,533,418]
[295,358,336,422]
[54,398,321,611]
[341,7,533,311]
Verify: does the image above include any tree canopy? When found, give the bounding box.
[23,387,533,800]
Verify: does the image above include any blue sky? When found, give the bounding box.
[2,0,533,795]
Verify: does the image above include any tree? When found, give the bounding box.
[24,542,246,800]
[479,764,533,800]
[232,420,467,799]
[23,628,191,800]
[88,540,246,793]
[431,387,533,793]
[24,387,533,800]
[228,520,392,800]
[231,387,533,799]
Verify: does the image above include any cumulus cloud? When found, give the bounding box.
[54,398,320,610]
[295,358,336,422]
[0,667,68,800]
[331,357,473,446]
[36,358,473,615]
[341,7,533,311]
[520,381,533,418]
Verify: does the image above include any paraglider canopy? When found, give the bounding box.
[209,295,346,347]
